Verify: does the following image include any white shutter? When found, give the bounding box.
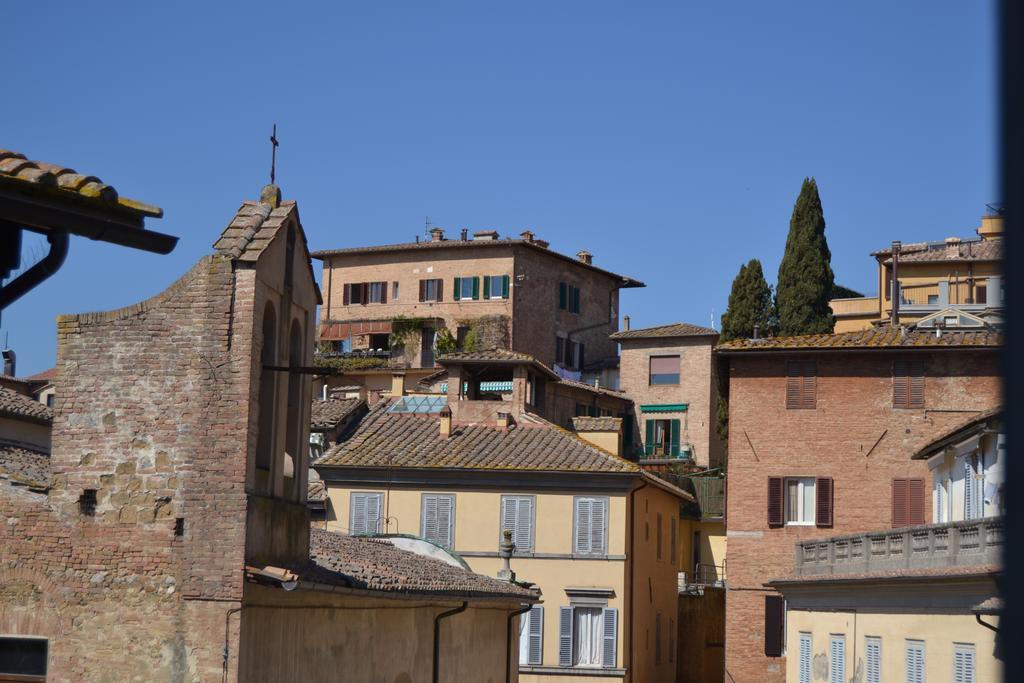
[954,644,975,683]
[906,640,925,683]
[351,493,367,534]
[558,606,573,667]
[601,607,618,668]
[518,496,534,552]
[829,635,845,683]
[501,497,518,545]
[799,633,812,683]
[352,493,383,535]
[528,606,544,665]
[934,477,945,524]
[366,493,381,533]
[591,498,607,555]
[575,499,592,554]
[437,495,454,548]
[865,636,881,683]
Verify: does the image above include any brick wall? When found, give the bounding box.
[723,349,1000,682]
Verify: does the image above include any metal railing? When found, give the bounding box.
[679,563,726,591]
[794,517,1003,577]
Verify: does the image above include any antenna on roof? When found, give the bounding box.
[269,124,279,185]
[424,216,432,237]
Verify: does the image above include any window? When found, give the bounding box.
[649,356,681,385]
[79,489,97,516]
[892,478,926,528]
[786,361,817,409]
[350,492,383,535]
[656,512,663,560]
[367,281,386,304]
[484,274,510,299]
[501,495,535,553]
[555,336,566,364]
[785,478,816,525]
[419,278,443,302]
[343,282,387,305]
[0,637,48,681]
[519,606,544,665]
[392,281,400,301]
[829,635,845,683]
[421,494,455,548]
[645,418,680,457]
[865,636,881,683]
[764,595,785,657]
[558,282,581,313]
[45,394,54,408]
[574,497,608,555]
[655,611,662,664]
[953,643,975,683]
[768,477,833,528]
[927,294,939,304]
[559,606,617,668]
[799,633,812,683]
[893,360,925,408]
[905,639,925,683]
[453,276,480,301]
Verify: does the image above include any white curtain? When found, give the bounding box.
[574,608,603,666]
[519,612,530,665]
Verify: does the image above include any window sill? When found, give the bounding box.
[520,665,627,677]
[784,521,815,527]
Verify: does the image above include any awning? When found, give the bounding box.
[319,320,393,340]
[640,404,688,413]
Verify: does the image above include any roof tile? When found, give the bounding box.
[610,322,719,340]
[0,386,52,424]
[717,328,1002,352]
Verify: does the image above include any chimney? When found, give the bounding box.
[439,404,453,438]
[534,239,550,249]
[945,237,962,258]
[460,228,468,241]
[752,324,760,340]
[497,529,516,581]
[576,250,593,265]
[891,240,901,327]
[390,372,405,398]
[430,227,444,242]
[623,315,631,331]
[1,349,14,377]
[473,230,499,241]
[520,230,535,243]
[496,411,511,431]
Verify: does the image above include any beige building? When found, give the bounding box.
[610,322,722,466]
[311,227,643,389]
[313,355,694,683]
[830,212,1004,332]
[0,376,52,493]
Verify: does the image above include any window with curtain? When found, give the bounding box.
[367,281,386,303]
[649,356,681,385]
[785,478,816,525]
[573,607,603,667]
[420,278,442,302]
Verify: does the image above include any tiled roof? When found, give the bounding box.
[610,322,719,340]
[0,386,53,424]
[438,349,537,363]
[307,479,328,503]
[572,416,622,432]
[0,149,162,218]
[23,367,57,383]
[309,528,538,600]
[310,397,365,431]
[317,401,638,473]
[874,238,1002,264]
[558,378,630,400]
[311,239,644,288]
[771,563,1000,586]
[911,407,1002,460]
[716,328,1002,352]
[0,441,50,490]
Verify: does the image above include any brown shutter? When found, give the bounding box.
[419,280,426,302]
[380,281,387,304]
[908,478,925,525]
[908,361,925,408]
[764,595,784,657]
[815,477,833,528]
[802,361,817,409]
[437,279,444,302]
[893,361,909,408]
[767,477,784,528]
[892,478,908,528]
[343,283,351,305]
[786,362,801,409]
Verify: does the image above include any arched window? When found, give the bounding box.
[284,319,305,500]
[255,301,277,493]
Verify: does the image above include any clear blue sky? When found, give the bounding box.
[2,1,996,375]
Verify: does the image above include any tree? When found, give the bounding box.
[776,178,835,335]
[720,259,775,341]
[832,284,864,299]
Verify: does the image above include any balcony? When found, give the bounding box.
[888,276,1004,315]
[794,517,1003,577]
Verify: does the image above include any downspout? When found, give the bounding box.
[433,601,468,683]
[890,240,901,326]
[506,603,534,683]
[627,479,648,682]
[0,227,69,310]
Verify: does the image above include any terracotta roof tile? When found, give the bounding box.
[558,378,630,400]
[317,401,638,473]
[874,238,1002,264]
[308,528,537,599]
[0,441,50,490]
[0,386,52,424]
[771,563,1001,586]
[717,328,1002,352]
[610,322,719,340]
[310,397,365,431]
[438,349,538,363]
[571,416,622,432]
[0,149,162,218]
[23,367,57,383]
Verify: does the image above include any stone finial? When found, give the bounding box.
[498,529,516,581]
[260,183,282,208]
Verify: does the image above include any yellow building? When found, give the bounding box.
[314,352,693,683]
[830,212,1004,332]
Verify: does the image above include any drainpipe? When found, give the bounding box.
[506,603,534,683]
[0,227,69,311]
[627,479,648,682]
[890,241,901,326]
[433,601,468,683]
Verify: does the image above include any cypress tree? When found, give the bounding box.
[720,259,775,341]
[776,178,835,335]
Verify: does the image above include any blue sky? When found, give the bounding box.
[2,1,995,375]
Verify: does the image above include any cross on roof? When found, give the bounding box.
[270,124,279,185]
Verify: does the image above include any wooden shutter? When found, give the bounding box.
[379,281,387,304]
[558,606,573,666]
[471,276,480,300]
[343,283,351,305]
[527,606,544,665]
[502,496,533,552]
[453,277,462,301]
[645,420,655,456]
[437,279,443,302]
[892,478,909,527]
[483,275,491,299]
[418,280,426,302]
[954,644,974,683]
[575,498,591,553]
[802,362,816,408]
[815,477,833,528]
[559,282,567,309]
[909,361,925,408]
[601,607,618,667]
[764,595,784,657]
[578,343,585,370]
[572,286,581,313]
[502,274,510,298]
[670,419,681,457]
[767,477,784,528]
[422,495,439,541]
[964,457,976,519]
[893,360,909,408]
[907,478,925,526]
[786,361,816,409]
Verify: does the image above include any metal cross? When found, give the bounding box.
[270,124,279,185]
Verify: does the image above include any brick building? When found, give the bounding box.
[312,227,643,388]
[610,321,722,465]
[717,328,1001,682]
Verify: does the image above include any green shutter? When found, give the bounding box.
[472,276,480,300]
[483,276,491,299]
[502,274,510,298]
[572,287,580,313]
[453,277,462,301]
[670,419,681,457]
[645,420,655,456]
[559,282,567,309]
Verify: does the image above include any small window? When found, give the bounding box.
[422,494,455,548]
[799,633,812,683]
[79,489,97,516]
[392,281,400,301]
[649,356,681,385]
[350,492,383,535]
[905,639,925,683]
[829,635,845,683]
[570,285,581,314]
[865,636,881,683]
[45,394,54,408]
[501,495,535,553]
[0,637,48,680]
[645,419,681,457]
[558,282,580,313]
[456,326,470,348]
[484,275,510,299]
[420,278,443,302]
[785,478,816,525]
[574,497,608,555]
[367,281,386,304]
[786,361,817,409]
[953,643,975,683]
[893,360,925,409]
